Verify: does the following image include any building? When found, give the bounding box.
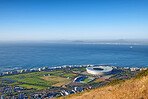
[0,73,3,77]
[18,93,24,99]
[20,70,25,73]
[74,87,83,92]
[11,71,18,75]
[74,76,88,82]
[38,68,42,71]
[1,95,4,99]
[12,96,16,99]
[24,69,30,73]
[86,66,113,75]
[43,67,48,71]
[6,71,11,75]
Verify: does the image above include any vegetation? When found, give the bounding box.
[60,69,148,99]
[61,73,76,78]
[91,80,100,83]
[0,70,68,89]
[1,67,146,98]
[135,68,148,79]
[110,69,136,80]
[0,67,84,90]
[81,78,92,82]
[71,67,86,72]
[107,79,125,86]
[40,76,70,87]
[19,84,47,90]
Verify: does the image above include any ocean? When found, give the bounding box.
[0,43,148,72]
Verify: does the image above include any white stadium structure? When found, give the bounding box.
[86,66,113,75]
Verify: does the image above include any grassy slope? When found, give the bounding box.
[60,69,148,99]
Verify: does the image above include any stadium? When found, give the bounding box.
[86,66,113,75]
[74,76,95,83]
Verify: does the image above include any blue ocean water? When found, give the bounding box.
[0,43,148,72]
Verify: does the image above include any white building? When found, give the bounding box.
[1,95,4,99]
[86,66,113,75]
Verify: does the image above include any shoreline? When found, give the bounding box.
[79,43,148,45]
[1,63,148,73]
[1,64,147,77]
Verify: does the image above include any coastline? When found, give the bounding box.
[79,43,148,45]
[1,64,147,77]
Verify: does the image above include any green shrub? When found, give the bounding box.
[107,79,125,86]
[134,68,148,79]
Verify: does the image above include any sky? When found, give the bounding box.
[0,0,148,41]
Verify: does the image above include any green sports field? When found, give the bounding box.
[1,70,76,90]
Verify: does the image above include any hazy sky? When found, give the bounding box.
[0,0,148,41]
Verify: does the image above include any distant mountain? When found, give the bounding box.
[78,39,148,45]
[1,39,148,45]
[72,40,84,43]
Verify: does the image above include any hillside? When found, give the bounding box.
[59,69,148,99]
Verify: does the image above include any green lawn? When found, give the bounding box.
[72,67,86,72]
[1,70,64,89]
[81,78,92,82]
[92,80,101,83]
[61,73,76,78]
[19,84,47,90]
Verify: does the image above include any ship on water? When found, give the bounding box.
[130,46,133,48]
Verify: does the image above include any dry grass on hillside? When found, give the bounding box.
[60,75,148,99]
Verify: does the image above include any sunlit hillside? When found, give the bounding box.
[59,69,148,99]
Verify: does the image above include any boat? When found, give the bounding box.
[130,46,133,48]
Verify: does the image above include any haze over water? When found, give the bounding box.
[0,43,148,72]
